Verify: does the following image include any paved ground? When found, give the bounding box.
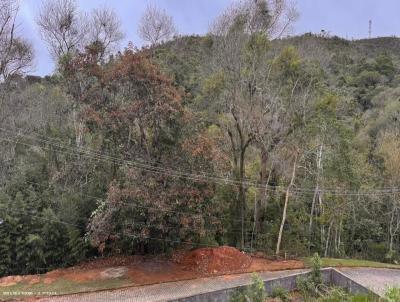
[339,267,400,295]
[33,267,400,301]
[37,269,307,302]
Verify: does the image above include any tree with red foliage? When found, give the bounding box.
[61,45,222,254]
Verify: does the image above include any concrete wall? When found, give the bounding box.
[263,269,331,294]
[170,268,378,302]
[331,269,380,298]
[171,287,239,302]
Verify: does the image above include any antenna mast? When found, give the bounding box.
[369,20,372,38]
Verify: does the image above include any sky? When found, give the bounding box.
[16,0,400,76]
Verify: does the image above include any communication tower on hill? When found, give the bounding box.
[369,20,372,38]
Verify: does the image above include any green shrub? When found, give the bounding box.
[271,286,289,301]
[385,287,400,302]
[297,276,315,300]
[230,273,266,302]
[311,252,323,285]
[318,287,347,302]
[365,242,387,261]
[385,249,398,264]
[350,293,379,302]
[296,253,323,300]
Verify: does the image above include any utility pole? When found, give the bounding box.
[369,20,372,39]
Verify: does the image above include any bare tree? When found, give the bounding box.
[203,0,300,249]
[211,0,298,39]
[138,4,177,45]
[0,0,34,81]
[37,1,125,61]
[36,0,87,59]
[266,0,299,38]
[88,6,125,57]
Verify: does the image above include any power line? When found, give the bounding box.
[2,127,400,195]
[19,128,400,194]
[0,127,277,191]
[0,126,356,194]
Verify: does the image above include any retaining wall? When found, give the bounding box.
[331,269,380,297]
[171,268,379,302]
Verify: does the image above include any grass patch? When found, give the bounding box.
[0,276,131,301]
[303,257,400,269]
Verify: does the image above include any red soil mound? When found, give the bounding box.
[176,246,252,274]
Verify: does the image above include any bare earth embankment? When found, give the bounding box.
[0,246,304,301]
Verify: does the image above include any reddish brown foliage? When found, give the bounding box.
[63,46,183,129]
[63,45,223,255]
[182,131,229,165]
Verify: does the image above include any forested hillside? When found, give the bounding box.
[1,0,400,277]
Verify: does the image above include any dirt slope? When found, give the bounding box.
[0,247,304,301]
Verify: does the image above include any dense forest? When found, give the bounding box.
[1,0,400,277]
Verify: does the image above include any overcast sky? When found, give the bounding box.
[17,0,400,76]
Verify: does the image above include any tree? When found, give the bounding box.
[0,192,11,277]
[377,130,400,256]
[16,234,46,274]
[211,0,298,39]
[202,0,301,249]
[138,4,177,45]
[276,149,298,255]
[36,0,87,59]
[88,6,125,58]
[37,0,124,61]
[0,221,11,277]
[0,0,34,81]
[61,45,219,253]
[67,228,87,265]
[0,79,73,185]
[41,208,69,269]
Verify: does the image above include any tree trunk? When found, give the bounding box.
[256,145,268,233]
[72,108,84,148]
[227,129,240,246]
[338,220,342,255]
[250,192,257,252]
[276,153,298,255]
[319,194,324,249]
[309,145,323,253]
[239,148,246,249]
[388,201,400,254]
[324,220,333,257]
[251,152,272,251]
[230,108,252,250]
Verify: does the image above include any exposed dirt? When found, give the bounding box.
[100,267,128,279]
[0,275,25,287]
[175,246,252,274]
[72,255,143,270]
[249,258,304,271]
[0,247,305,292]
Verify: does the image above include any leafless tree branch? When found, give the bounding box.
[138,4,178,46]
